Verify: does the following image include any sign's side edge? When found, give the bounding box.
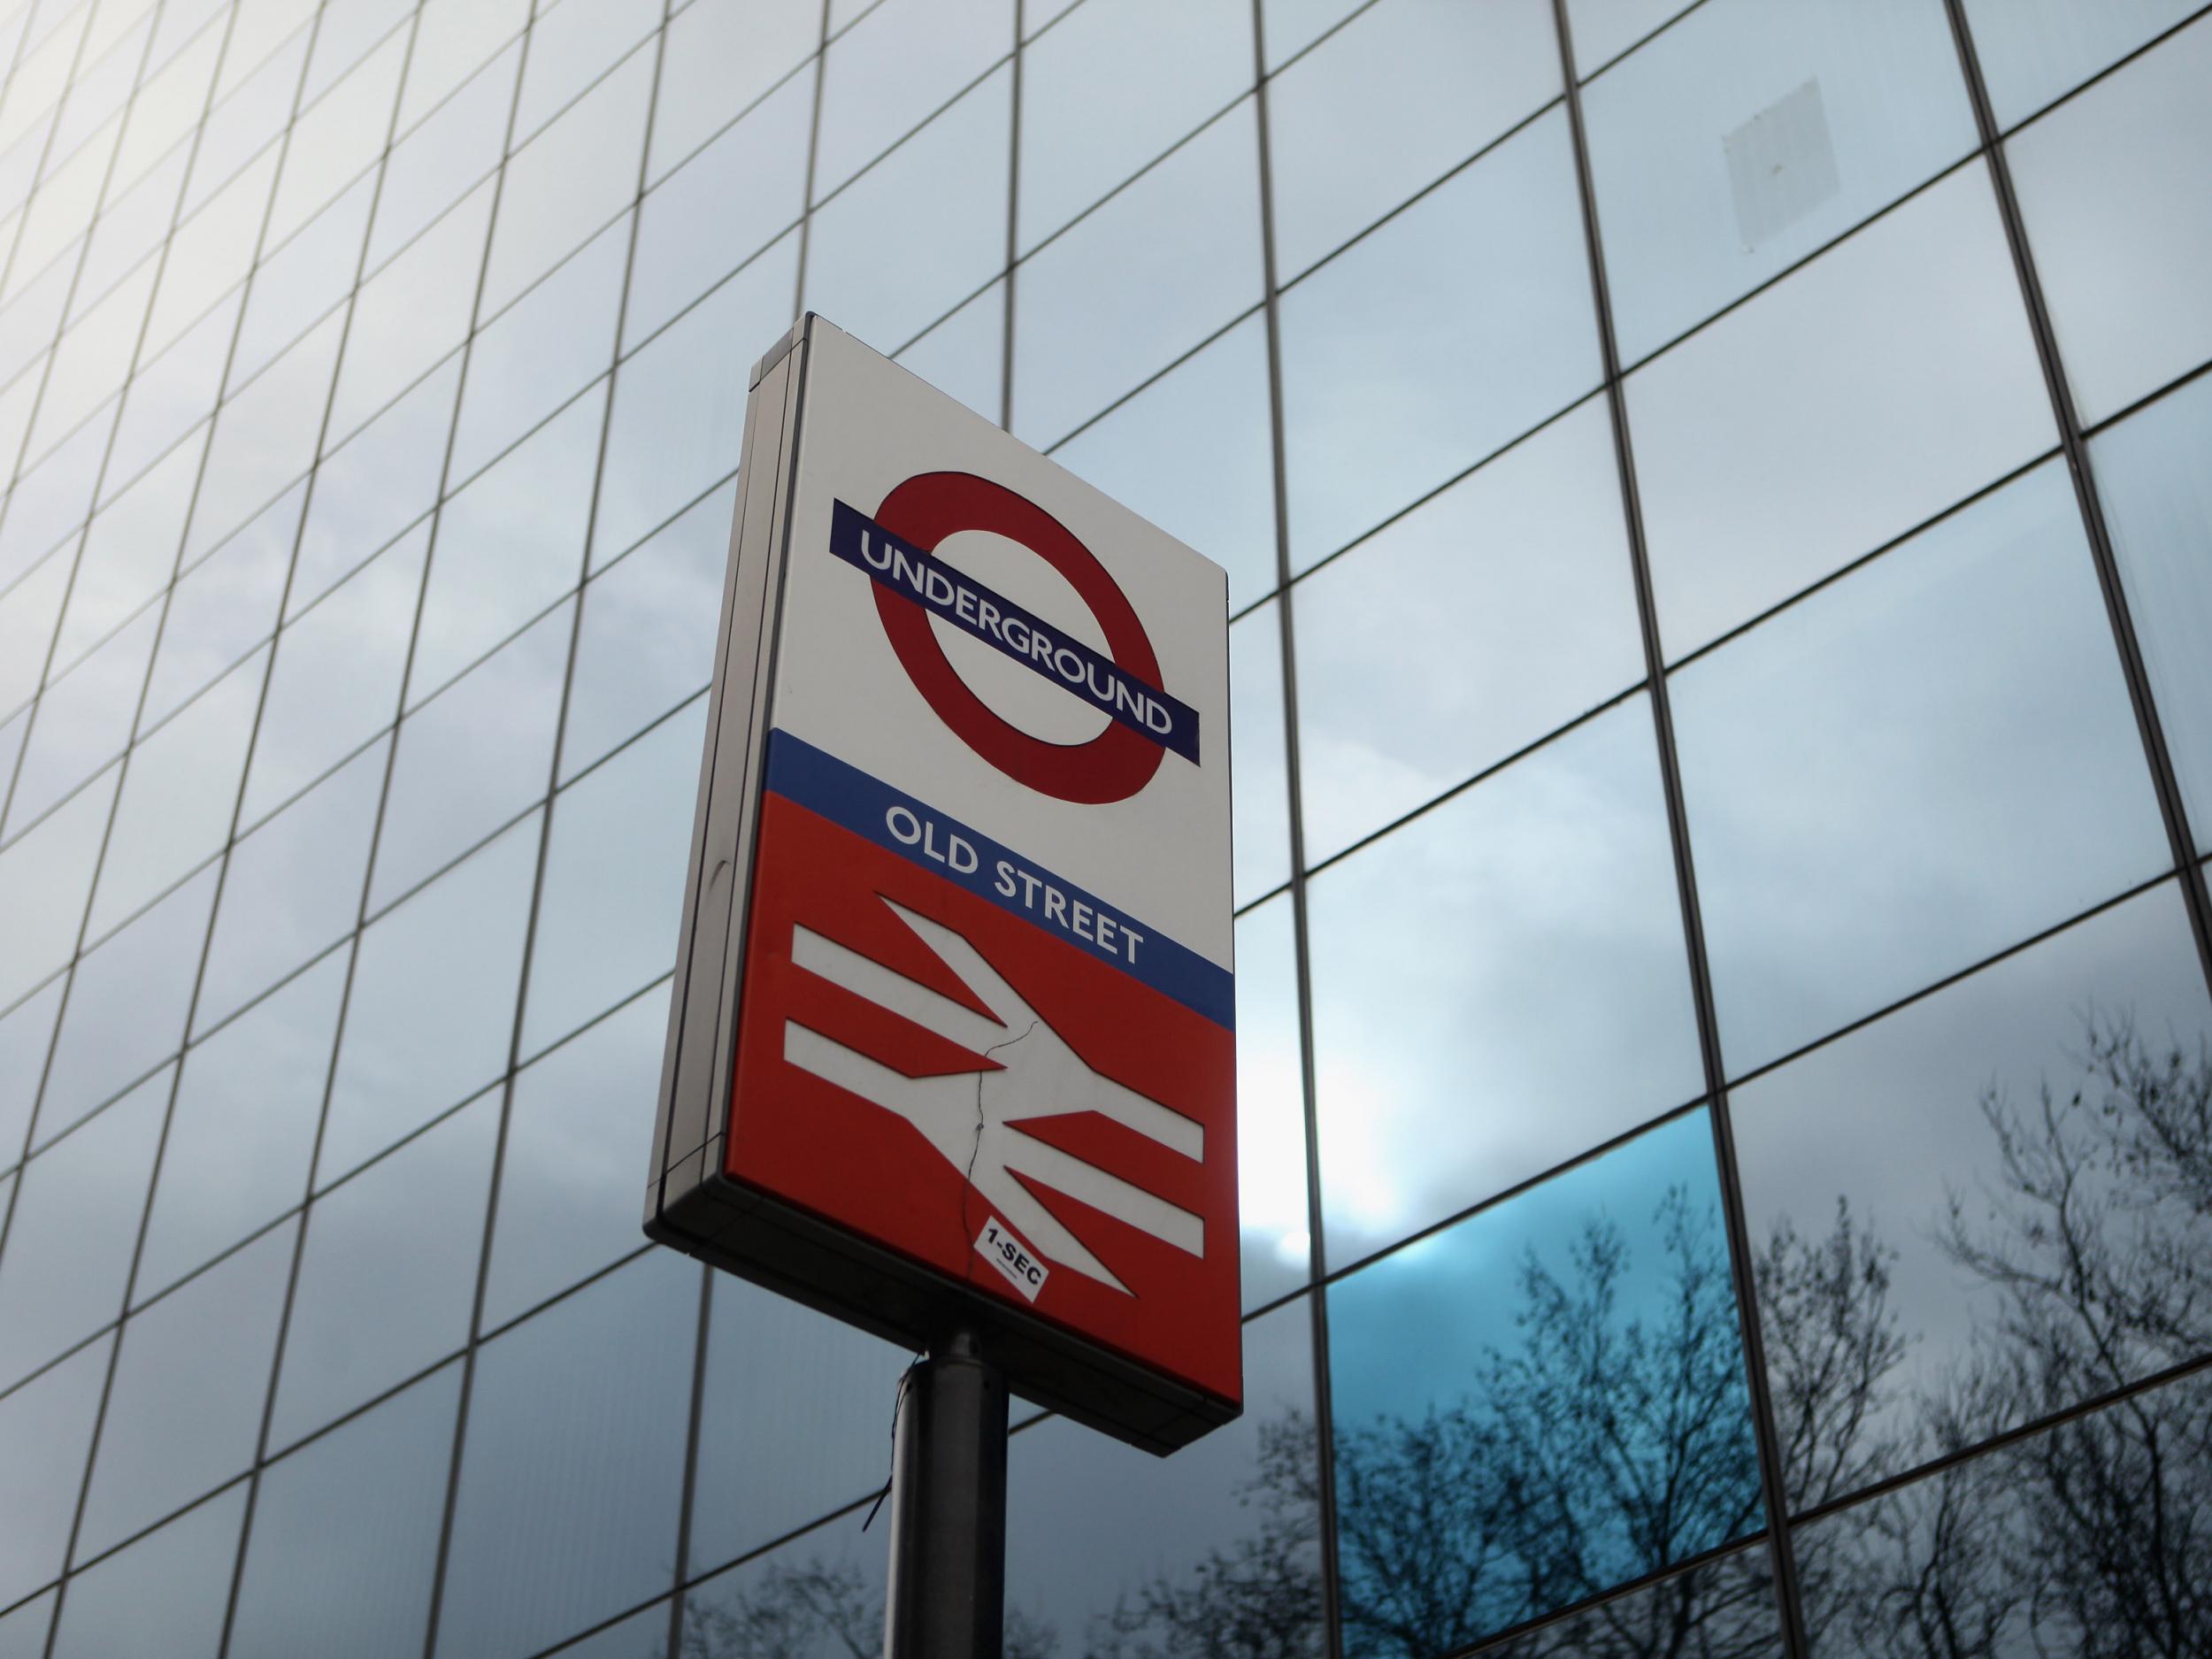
[646,322,809,1240]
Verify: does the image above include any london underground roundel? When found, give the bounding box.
[645,316,1237,1455]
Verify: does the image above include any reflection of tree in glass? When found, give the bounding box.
[1792,1017,2212,1658]
[674,1020,2210,1659]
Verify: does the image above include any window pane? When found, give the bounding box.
[1632,163,2054,659]
[1583,0,1978,363]
[37,866,214,1148]
[1673,461,2172,1078]
[326,180,493,448]
[1230,601,1288,906]
[680,1508,883,1659]
[1963,0,2198,130]
[687,1273,906,1570]
[56,431,205,672]
[109,295,241,501]
[0,1335,111,1608]
[319,811,540,1184]
[449,214,626,488]
[412,386,603,700]
[1012,96,1259,449]
[434,1250,695,1659]
[262,31,399,265]
[813,0,1008,203]
[186,311,344,569]
[891,276,1004,426]
[197,739,386,1034]
[241,521,426,827]
[521,701,703,1056]
[144,480,304,728]
[0,764,117,1010]
[1308,695,1702,1270]
[1268,0,1557,282]
[90,645,267,938]
[2008,15,2212,424]
[272,1087,496,1448]
[623,69,810,353]
[48,1484,244,1659]
[1234,895,1310,1308]
[0,1590,55,1659]
[6,603,157,834]
[402,0,530,132]
[482,982,667,1329]
[802,64,1008,357]
[1017,0,1248,254]
[1294,395,1644,864]
[2094,373,2212,853]
[1328,1111,1763,1650]
[646,0,818,186]
[562,480,731,782]
[1279,105,1596,571]
[1003,1297,1322,1655]
[1794,1365,2212,1656]
[373,598,569,910]
[140,951,347,1302]
[291,354,460,616]
[480,44,651,317]
[1736,879,2211,1513]
[0,1065,166,1392]
[1049,311,1276,612]
[0,976,65,1165]
[516,0,659,146]
[0,542,71,719]
[1563,0,1697,75]
[230,1363,461,1659]
[594,231,796,568]
[75,1219,295,1562]
[368,40,517,274]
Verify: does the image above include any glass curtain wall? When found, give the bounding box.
[0,0,2209,1654]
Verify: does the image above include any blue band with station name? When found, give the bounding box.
[828,499,1201,764]
[764,731,1233,1031]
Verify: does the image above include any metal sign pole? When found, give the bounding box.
[883,1327,1008,1659]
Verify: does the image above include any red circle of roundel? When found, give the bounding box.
[870,472,1166,806]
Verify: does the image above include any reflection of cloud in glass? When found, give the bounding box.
[1309,695,1702,1268]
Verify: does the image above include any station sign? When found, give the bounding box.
[644,316,1238,1454]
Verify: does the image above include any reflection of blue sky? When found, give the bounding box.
[1329,1109,1724,1432]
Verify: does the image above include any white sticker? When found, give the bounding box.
[975,1216,1048,1302]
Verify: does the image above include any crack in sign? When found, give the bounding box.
[782,897,1205,1295]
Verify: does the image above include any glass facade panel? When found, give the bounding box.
[2,6,2207,1652]
[1003,1296,1322,1656]
[1631,160,2053,660]
[1294,395,1643,864]
[1737,879,2212,1512]
[1583,0,1978,364]
[0,1064,165,1391]
[75,1218,294,1562]
[1013,96,1260,449]
[481,982,668,1330]
[1309,696,1703,1270]
[1267,0,1557,283]
[271,1087,496,1448]
[1049,311,1276,611]
[2094,373,2212,851]
[1279,104,1596,570]
[0,1334,111,1609]
[318,811,538,1183]
[1016,0,1248,256]
[1327,1111,1762,1653]
[520,700,703,1056]
[1794,1366,2212,1657]
[47,1485,244,1659]
[687,1273,906,1571]
[1674,461,2172,1077]
[138,949,346,1302]
[434,1249,695,1659]
[2007,15,2212,425]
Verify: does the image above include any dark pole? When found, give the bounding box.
[883,1326,1009,1659]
